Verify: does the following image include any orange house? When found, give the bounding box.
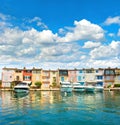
[22,68,32,84]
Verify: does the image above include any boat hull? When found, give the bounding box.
[60,87,73,92]
[73,88,85,92]
[14,88,29,93]
[95,87,103,92]
[85,86,95,92]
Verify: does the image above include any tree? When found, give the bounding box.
[52,77,57,87]
[35,81,42,88]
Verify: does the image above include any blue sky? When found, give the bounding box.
[0,0,120,73]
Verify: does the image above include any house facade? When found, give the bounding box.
[23,68,32,84]
[32,68,42,87]
[1,67,120,88]
[95,68,104,86]
[104,68,115,87]
[58,69,68,82]
[68,69,77,83]
[49,70,58,87]
[41,70,50,89]
[114,68,120,85]
[76,69,85,85]
[14,69,23,82]
[2,67,16,87]
[84,68,96,86]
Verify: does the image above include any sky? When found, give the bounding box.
[0,0,120,73]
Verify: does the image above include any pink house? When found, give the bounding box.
[2,68,15,87]
[68,69,77,83]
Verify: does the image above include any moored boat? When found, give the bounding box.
[85,85,95,92]
[14,82,30,93]
[95,86,103,92]
[72,82,85,92]
[60,81,73,92]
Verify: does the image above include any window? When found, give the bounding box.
[16,76,19,81]
[61,77,64,82]
[118,76,120,80]
[79,70,82,73]
[59,70,68,76]
[78,76,81,81]
[97,82,103,86]
[23,76,31,80]
[105,70,114,75]
[106,76,110,80]
[97,76,103,79]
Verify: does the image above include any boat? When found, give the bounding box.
[84,85,95,92]
[95,85,103,92]
[60,81,73,92]
[13,82,30,93]
[72,82,85,92]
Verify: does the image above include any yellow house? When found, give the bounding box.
[58,69,68,82]
[49,70,58,87]
[84,68,96,85]
[114,68,120,84]
[41,69,50,89]
[14,69,23,82]
[32,68,42,87]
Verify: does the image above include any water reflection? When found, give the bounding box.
[13,92,29,99]
[0,91,120,125]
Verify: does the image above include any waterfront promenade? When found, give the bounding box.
[1,87,120,91]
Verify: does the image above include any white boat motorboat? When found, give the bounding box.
[14,82,30,93]
[60,81,73,92]
[95,86,103,92]
[85,85,95,92]
[72,82,85,92]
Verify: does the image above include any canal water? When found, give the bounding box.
[0,91,120,125]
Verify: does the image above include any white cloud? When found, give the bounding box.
[90,41,120,59]
[0,27,23,45]
[104,16,120,25]
[108,33,115,37]
[0,13,10,21]
[0,13,120,71]
[83,41,101,49]
[22,28,58,44]
[57,19,104,42]
[28,17,48,29]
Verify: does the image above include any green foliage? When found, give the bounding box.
[107,85,111,88]
[35,81,42,88]
[114,84,120,87]
[10,81,16,88]
[52,77,57,87]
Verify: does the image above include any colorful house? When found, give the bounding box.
[41,70,50,89]
[95,68,104,86]
[50,70,58,87]
[22,67,32,84]
[76,69,85,85]
[32,68,42,87]
[2,67,16,87]
[68,69,77,83]
[114,68,120,85]
[104,68,115,87]
[84,68,96,86]
[58,69,68,82]
[14,69,23,82]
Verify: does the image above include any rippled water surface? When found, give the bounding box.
[0,91,120,125]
